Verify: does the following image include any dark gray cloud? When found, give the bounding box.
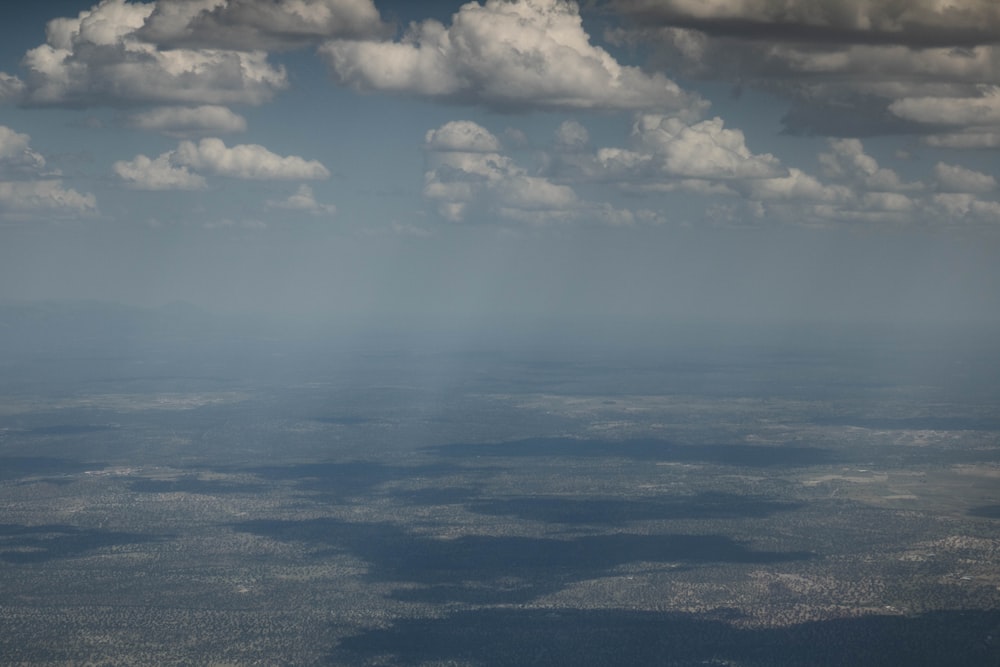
[137,0,391,50]
[778,95,936,138]
[610,1,1000,142]
[612,0,1000,48]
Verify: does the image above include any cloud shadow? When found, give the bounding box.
[0,456,98,481]
[238,460,466,501]
[466,492,803,525]
[332,607,1000,666]
[428,438,833,467]
[967,505,1000,519]
[232,517,813,605]
[0,523,167,564]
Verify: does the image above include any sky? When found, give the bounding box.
[1,0,999,330]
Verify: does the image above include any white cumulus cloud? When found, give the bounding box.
[113,153,207,190]
[10,0,288,108]
[633,115,784,180]
[320,0,705,113]
[174,138,330,180]
[114,137,329,189]
[555,114,784,186]
[423,120,578,223]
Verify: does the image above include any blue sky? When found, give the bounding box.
[1,0,999,327]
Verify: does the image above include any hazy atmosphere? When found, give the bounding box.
[1,0,999,328]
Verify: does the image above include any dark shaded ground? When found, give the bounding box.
[968,505,1000,519]
[465,492,803,525]
[332,607,1000,666]
[1,311,998,665]
[0,523,166,564]
[234,518,813,605]
[0,456,98,480]
[428,438,835,467]
[239,460,465,501]
[393,485,483,505]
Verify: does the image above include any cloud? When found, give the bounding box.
[138,0,389,50]
[752,139,921,225]
[0,72,24,104]
[423,120,578,223]
[553,114,784,186]
[592,203,665,227]
[267,184,337,215]
[115,137,329,189]
[889,86,1000,126]
[818,139,921,192]
[934,162,997,193]
[613,0,1000,48]
[632,115,784,180]
[423,119,691,226]
[0,125,96,220]
[609,1,1000,139]
[723,166,916,227]
[113,153,207,190]
[932,193,1000,222]
[174,138,330,179]
[743,137,999,226]
[543,117,989,227]
[554,120,589,151]
[923,130,1000,149]
[741,168,849,204]
[0,181,98,220]
[536,114,900,227]
[425,120,503,153]
[0,126,51,178]
[703,140,920,226]
[889,86,1000,147]
[861,191,916,212]
[127,105,248,136]
[9,0,288,108]
[320,0,705,113]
